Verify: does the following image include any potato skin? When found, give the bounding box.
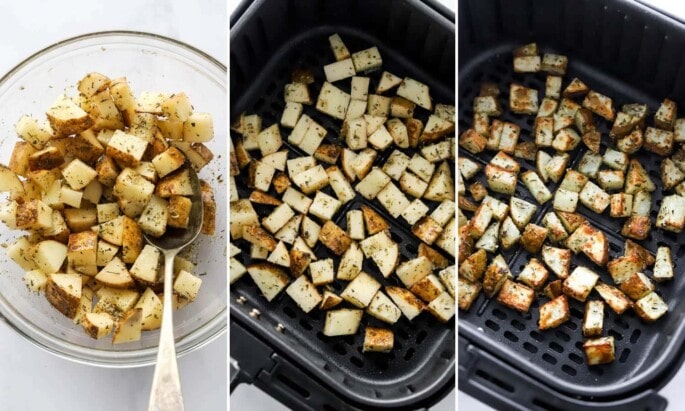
[45,277,79,318]
[318,221,352,255]
[200,180,216,235]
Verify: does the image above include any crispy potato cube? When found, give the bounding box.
[541,53,568,75]
[610,193,632,218]
[538,295,570,330]
[579,181,610,214]
[619,272,654,301]
[655,98,677,130]
[458,277,482,311]
[520,224,547,254]
[542,245,571,279]
[584,336,615,365]
[562,266,599,302]
[644,127,674,156]
[654,246,674,282]
[318,221,352,256]
[621,215,651,240]
[521,170,552,204]
[582,90,614,121]
[582,300,604,338]
[509,83,538,114]
[625,159,656,194]
[595,282,632,314]
[497,279,534,313]
[656,194,685,232]
[634,292,668,322]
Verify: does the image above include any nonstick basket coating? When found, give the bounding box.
[459,0,685,407]
[230,0,455,409]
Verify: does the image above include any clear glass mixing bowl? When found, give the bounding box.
[0,31,227,367]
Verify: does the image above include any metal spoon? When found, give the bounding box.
[146,165,204,411]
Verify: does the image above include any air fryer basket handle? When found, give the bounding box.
[459,336,667,411]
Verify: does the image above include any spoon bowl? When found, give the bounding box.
[146,165,204,411]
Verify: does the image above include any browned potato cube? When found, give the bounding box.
[538,295,570,330]
[155,168,194,198]
[625,239,655,268]
[412,216,443,245]
[362,327,394,353]
[582,91,614,121]
[595,282,632,314]
[361,204,389,235]
[458,248,487,283]
[418,243,450,270]
[458,276,482,311]
[584,336,615,365]
[96,156,120,187]
[544,279,563,299]
[167,195,192,229]
[497,279,534,313]
[509,83,538,114]
[459,128,486,154]
[521,224,548,254]
[28,146,64,171]
[45,273,82,318]
[200,180,216,235]
[621,215,651,240]
[655,98,677,130]
[318,221,352,256]
[272,173,291,194]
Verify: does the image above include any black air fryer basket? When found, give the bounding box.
[230,0,455,410]
[458,0,685,410]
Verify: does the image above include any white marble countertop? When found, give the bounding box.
[0,1,227,410]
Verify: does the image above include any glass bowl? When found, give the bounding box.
[0,31,227,367]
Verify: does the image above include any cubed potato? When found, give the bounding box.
[625,159,656,194]
[495,279,534,313]
[582,90,614,121]
[661,158,685,190]
[309,191,342,221]
[610,193,632,218]
[542,245,571,279]
[655,98,677,130]
[538,295,571,330]
[247,263,289,301]
[656,194,685,232]
[584,336,615,365]
[621,215,651,240]
[340,271,382,308]
[323,308,363,336]
[597,170,625,191]
[644,127,674,156]
[458,277,482,311]
[616,128,644,154]
[545,153,571,183]
[520,224,548,254]
[553,189,578,213]
[318,221,352,256]
[595,282,632,314]
[106,130,148,167]
[386,286,425,321]
[541,53,567,75]
[156,168,194,198]
[579,181,610,214]
[562,266,599,302]
[350,76,370,100]
[619,272,654,301]
[509,83,538,114]
[633,292,668,322]
[319,290,343,311]
[521,170,551,204]
[45,273,82,318]
[653,246,674,282]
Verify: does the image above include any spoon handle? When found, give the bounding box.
[148,251,184,411]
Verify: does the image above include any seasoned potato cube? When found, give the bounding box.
[582,90,614,121]
[542,245,571,279]
[621,215,651,240]
[151,147,186,179]
[584,336,615,365]
[496,279,534,313]
[106,130,148,168]
[247,263,289,301]
[644,127,674,156]
[341,271,382,308]
[458,277,482,311]
[602,148,628,172]
[610,193,632,218]
[617,128,644,154]
[597,170,625,191]
[653,246,674,282]
[552,128,581,152]
[426,291,455,323]
[62,159,97,191]
[323,308,363,336]
[579,181,610,214]
[361,205,389,235]
[45,273,82,318]
[634,292,668,322]
[46,94,93,136]
[562,266,599,302]
[284,82,312,105]
[582,300,604,338]
[520,224,548,254]
[509,83,538,114]
[541,53,567,75]
[538,295,570,330]
[521,170,551,204]
[386,286,425,321]
[363,327,394,353]
[661,157,685,190]
[656,194,685,232]
[577,152,602,180]
[509,197,536,229]
[607,253,643,285]
[542,212,568,244]
[655,98,677,130]
[318,221,352,256]
[619,272,654,301]
[517,258,548,290]
[559,170,589,193]
[16,199,52,230]
[544,153,570,183]
[595,282,632,314]
[553,189,578,213]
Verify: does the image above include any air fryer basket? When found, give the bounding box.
[458,0,685,410]
[230,0,455,410]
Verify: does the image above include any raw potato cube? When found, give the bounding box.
[386,286,425,321]
[24,269,49,292]
[355,167,390,200]
[326,166,355,204]
[230,199,259,240]
[167,195,192,229]
[346,210,365,241]
[383,150,411,180]
[281,102,303,128]
[644,127,674,156]
[46,94,93,136]
[324,58,355,83]
[458,277,481,311]
[653,246,674,282]
[316,82,350,120]
[377,182,410,218]
[391,97,416,118]
[323,309,363,336]
[243,225,277,252]
[328,33,351,61]
[129,245,160,285]
[656,194,685,232]
[284,82,312,105]
[497,279,534,313]
[68,231,97,268]
[82,312,115,339]
[426,291,455,323]
[112,308,143,344]
[634,292,668,322]
[655,98,677,130]
[562,266,599,302]
[320,291,343,310]
[16,199,52,230]
[363,327,394,353]
[509,83,538,114]
[256,124,282,157]
[401,199,429,226]
[397,77,431,110]
[554,189,578,213]
[538,295,570,330]
[675,118,685,142]
[309,191,342,221]
[521,170,551,204]
[584,336,615,365]
[247,263,289,302]
[341,271,382,308]
[582,91,614,121]
[45,273,82,318]
[96,256,135,289]
[138,195,169,237]
[106,130,148,167]
[620,272,654,300]
[286,275,322,313]
[262,203,296,234]
[579,181,610,214]
[62,159,97,191]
